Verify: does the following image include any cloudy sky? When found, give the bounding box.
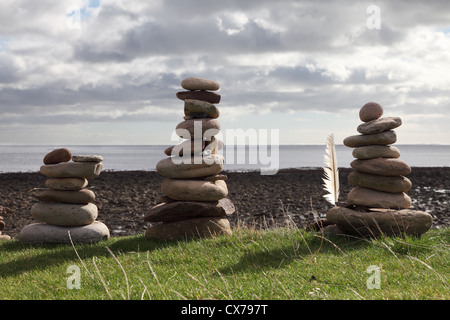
[1,0,449,146]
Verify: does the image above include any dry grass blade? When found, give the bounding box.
[106,246,130,300]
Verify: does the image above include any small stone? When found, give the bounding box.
[176,91,221,104]
[348,187,412,209]
[43,148,72,165]
[181,77,220,91]
[31,202,98,226]
[184,99,220,119]
[176,118,221,140]
[164,140,205,157]
[145,217,232,240]
[72,155,104,163]
[46,178,88,191]
[161,178,228,201]
[144,198,235,223]
[350,158,411,176]
[343,130,397,148]
[348,171,412,193]
[352,145,400,160]
[326,206,433,237]
[357,117,402,135]
[40,162,103,179]
[156,154,224,179]
[17,221,110,244]
[359,102,383,122]
[36,189,96,204]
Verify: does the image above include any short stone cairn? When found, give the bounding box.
[144,77,235,240]
[17,148,110,243]
[0,206,11,240]
[326,102,433,236]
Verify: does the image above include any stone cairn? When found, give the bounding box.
[0,206,11,240]
[17,148,110,243]
[326,102,433,236]
[144,77,235,240]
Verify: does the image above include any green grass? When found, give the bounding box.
[0,226,448,300]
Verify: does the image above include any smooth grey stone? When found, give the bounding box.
[343,130,397,148]
[357,117,402,135]
[40,162,103,179]
[31,202,98,226]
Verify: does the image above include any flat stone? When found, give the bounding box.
[343,130,397,148]
[176,91,221,104]
[184,99,220,119]
[176,118,220,140]
[161,179,228,201]
[36,189,96,204]
[31,202,98,226]
[348,171,412,193]
[181,77,220,91]
[40,162,103,179]
[144,198,235,223]
[46,178,88,191]
[156,154,224,179]
[352,145,400,160]
[326,206,433,237]
[43,148,72,165]
[17,221,110,244]
[348,187,412,209]
[359,102,383,122]
[72,155,104,163]
[350,158,411,176]
[357,117,402,135]
[164,140,205,157]
[145,217,232,240]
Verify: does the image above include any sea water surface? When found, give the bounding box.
[0,145,449,173]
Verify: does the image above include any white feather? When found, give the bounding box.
[322,133,340,206]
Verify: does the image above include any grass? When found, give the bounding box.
[0,225,448,300]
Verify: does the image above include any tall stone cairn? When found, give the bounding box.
[144,77,235,240]
[17,148,110,243]
[326,102,433,236]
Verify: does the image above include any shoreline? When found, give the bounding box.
[1,167,449,238]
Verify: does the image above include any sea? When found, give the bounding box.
[0,145,449,173]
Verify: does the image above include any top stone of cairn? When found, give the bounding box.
[359,102,383,122]
[181,77,220,91]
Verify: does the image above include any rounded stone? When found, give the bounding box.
[350,158,411,176]
[43,148,72,165]
[326,206,433,237]
[348,171,412,193]
[156,154,224,179]
[36,189,96,204]
[46,178,88,191]
[343,130,397,148]
[348,187,412,209]
[176,91,221,104]
[359,102,383,122]
[40,162,103,179]
[184,99,220,119]
[145,217,232,240]
[31,202,98,226]
[352,145,400,160]
[72,155,104,163]
[161,179,228,201]
[176,118,220,140]
[17,221,110,244]
[164,140,205,157]
[181,77,220,91]
[357,117,402,135]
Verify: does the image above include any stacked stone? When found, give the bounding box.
[0,206,11,240]
[144,77,235,240]
[17,148,110,244]
[326,102,433,236]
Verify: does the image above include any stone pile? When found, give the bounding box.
[144,77,235,240]
[0,206,11,240]
[326,102,433,236]
[17,148,110,243]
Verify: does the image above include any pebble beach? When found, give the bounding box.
[1,167,449,239]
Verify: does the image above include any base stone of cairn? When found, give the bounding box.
[17,148,110,244]
[325,102,433,237]
[144,77,234,240]
[0,206,11,240]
